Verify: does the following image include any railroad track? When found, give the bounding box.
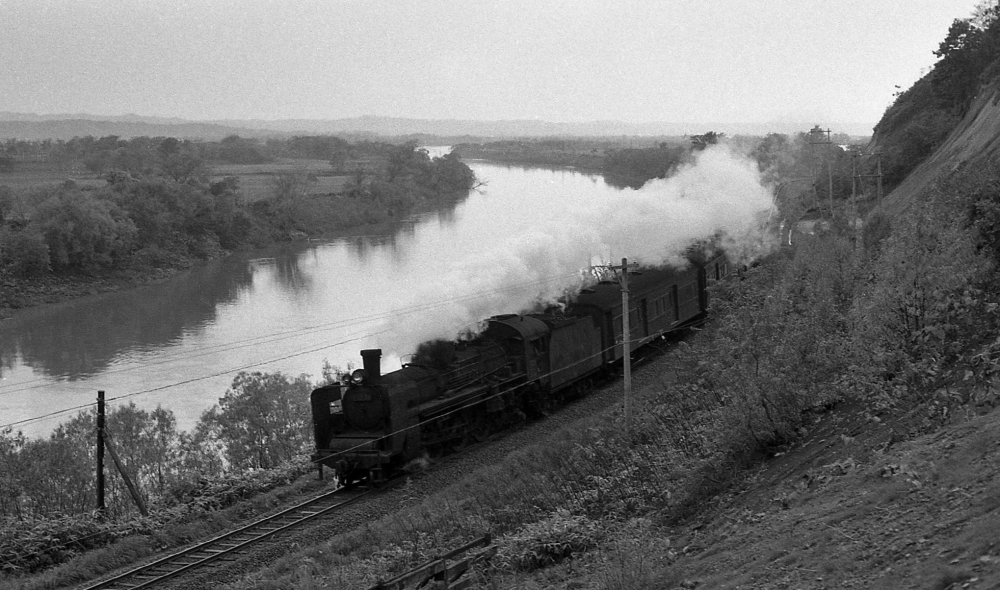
[74,351,664,590]
[79,482,391,590]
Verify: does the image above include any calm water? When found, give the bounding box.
[0,159,632,437]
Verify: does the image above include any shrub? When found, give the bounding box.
[33,190,137,272]
[198,371,313,473]
[0,226,50,277]
[496,509,602,571]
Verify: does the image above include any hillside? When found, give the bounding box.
[881,77,1000,218]
[870,4,1000,217]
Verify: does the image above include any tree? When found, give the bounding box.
[933,18,986,113]
[269,172,309,202]
[690,131,725,150]
[33,189,137,271]
[0,226,50,277]
[199,371,312,472]
[161,152,207,183]
[158,137,181,158]
[0,185,14,223]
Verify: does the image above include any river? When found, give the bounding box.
[0,158,626,437]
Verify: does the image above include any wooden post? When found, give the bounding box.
[104,430,149,517]
[621,258,632,430]
[97,390,105,512]
[876,151,884,211]
[593,259,637,430]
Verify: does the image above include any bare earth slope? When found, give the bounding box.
[657,403,1000,589]
[882,79,1000,218]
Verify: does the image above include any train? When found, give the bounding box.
[310,250,732,486]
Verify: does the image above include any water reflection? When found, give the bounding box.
[0,260,254,380]
[253,245,315,295]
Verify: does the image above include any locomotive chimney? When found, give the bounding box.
[360,349,382,380]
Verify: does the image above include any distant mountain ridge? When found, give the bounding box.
[0,112,870,141]
[0,118,273,141]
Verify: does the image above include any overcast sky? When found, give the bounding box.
[0,0,983,135]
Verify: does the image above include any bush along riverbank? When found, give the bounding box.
[0,139,476,315]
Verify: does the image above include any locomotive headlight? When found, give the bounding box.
[350,369,368,384]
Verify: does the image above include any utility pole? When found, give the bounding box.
[595,258,639,430]
[851,151,885,216]
[808,126,834,218]
[95,390,149,516]
[876,151,884,212]
[97,390,105,513]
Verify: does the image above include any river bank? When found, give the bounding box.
[0,255,200,319]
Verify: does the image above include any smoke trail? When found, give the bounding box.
[381,144,776,356]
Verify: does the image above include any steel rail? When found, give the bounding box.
[78,484,385,590]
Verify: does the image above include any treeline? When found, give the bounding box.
[0,136,475,294]
[452,137,696,188]
[875,1,1000,188]
[454,132,866,205]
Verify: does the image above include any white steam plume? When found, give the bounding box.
[380,145,776,357]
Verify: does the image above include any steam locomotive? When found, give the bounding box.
[310,252,732,486]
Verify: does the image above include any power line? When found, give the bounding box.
[0,271,582,397]
[0,271,584,428]
[0,329,383,431]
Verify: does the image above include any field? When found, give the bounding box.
[0,161,106,191]
[0,158,350,202]
[210,159,351,202]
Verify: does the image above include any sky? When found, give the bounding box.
[0,0,984,135]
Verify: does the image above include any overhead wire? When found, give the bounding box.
[0,270,584,429]
[0,270,583,397]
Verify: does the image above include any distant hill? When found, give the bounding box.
[0,118,272,141]
[223,116,841,138]
[0,112,866,142]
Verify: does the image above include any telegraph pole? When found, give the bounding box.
[596,258,639,429]
[808,126,834,218]
[876,151,884,212]
[621,258,632,430]
[97,390,105,513]
[851,151,885,215]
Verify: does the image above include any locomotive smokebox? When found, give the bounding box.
[360,349,382,380]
